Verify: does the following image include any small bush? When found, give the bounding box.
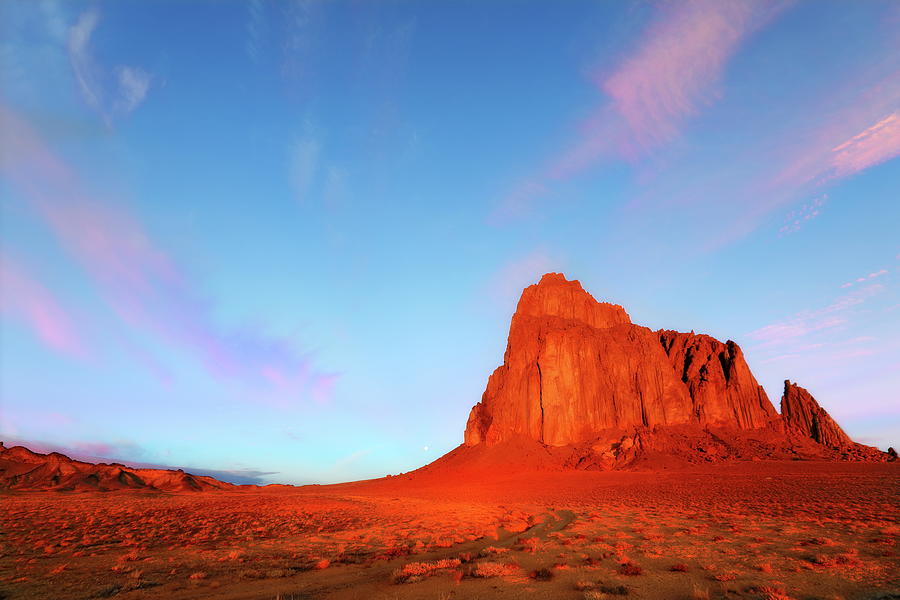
[392,558,461,584]
[597,584,629,596]
[692,585,710,600]
[756,587,793,600]
[618,562,643,576]
[529,567,554,581]
[471,561,519,578]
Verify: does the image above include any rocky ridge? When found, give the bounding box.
[0,443,236,492]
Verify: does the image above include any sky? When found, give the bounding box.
[1,0,898,485]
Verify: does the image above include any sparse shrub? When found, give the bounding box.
[692,585,710,600]
[529,567,554,580]
[670,562,689,572]
[618,562,643,576]
[517,536,541,553]
[391,558,461,583]
[802,537,834,546]
[597,583,629,596]
[479,546,508,556]
[756,586,793,600]
[471,561,519,578]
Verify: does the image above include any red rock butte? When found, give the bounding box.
[454,273,887,469]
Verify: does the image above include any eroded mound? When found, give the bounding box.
[0,443,235,492]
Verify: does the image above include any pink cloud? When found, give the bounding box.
[492,0,785,222]
[830,112,900,179]
[778,194,827,236]
[748,283,885,347]
[840,267,890,289]
[0,253,86,357]
[601,0,777,155]
[0,106,332,395]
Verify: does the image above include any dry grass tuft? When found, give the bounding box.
[756,586,794,600]
[391,558,461,583]
[692,584,710,600]
[470,561,519,578]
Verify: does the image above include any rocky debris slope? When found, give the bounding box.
[0,443,235,492]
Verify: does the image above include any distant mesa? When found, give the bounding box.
[447,273,890,471]
[0,442,236,492]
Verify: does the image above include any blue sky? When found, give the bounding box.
[1,0,898,484]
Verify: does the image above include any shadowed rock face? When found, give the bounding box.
[780,380,854,449]
[465,273,782,447]
[658,331,779,429]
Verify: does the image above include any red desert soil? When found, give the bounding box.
[2,461,898,600]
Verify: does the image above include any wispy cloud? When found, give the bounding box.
[492,0,786,222]
[830,112,900,179]
[0,252,86,358]
[778,194,827,236]
[68,10,151,124]
[748,283,885,348]
[841,268,889,289]
[601,0,779,156]
[1,106,335,398]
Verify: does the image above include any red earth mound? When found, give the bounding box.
[0,443,236,492]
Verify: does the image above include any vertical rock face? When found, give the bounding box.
[658,331,779,429]
[464,273,775,447]
[780,380,854,449]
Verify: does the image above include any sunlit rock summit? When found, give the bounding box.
[456,273,887,468]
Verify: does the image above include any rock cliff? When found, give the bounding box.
[780,380,854,449]
[462,273,886,465]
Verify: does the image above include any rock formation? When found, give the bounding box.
[460,273,887,467]
[658,331,779,429]
[465,273,782,447]
[0,442,237,492]
[780,380,854,449]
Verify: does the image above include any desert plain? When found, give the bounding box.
[2,460,898,600]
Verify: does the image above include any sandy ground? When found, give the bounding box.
[1,461,897,600]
